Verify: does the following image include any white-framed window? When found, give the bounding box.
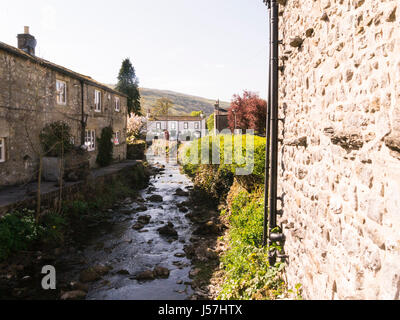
[114,131,120,145]
[195,122,199,129]
[0,138,5,163]
[115,97,121,112]
[94,90,102,112]
[56,80,67,105]
[85,130,96,151]
[171,122,176,130]
[156,122,161,130]
[184,122,189,129]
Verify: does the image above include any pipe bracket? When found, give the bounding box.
[270,233,285,242]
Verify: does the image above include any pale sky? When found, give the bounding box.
[0,0,270,102]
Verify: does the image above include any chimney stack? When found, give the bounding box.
[17,26,37,56]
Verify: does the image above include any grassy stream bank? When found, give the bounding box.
[180,135,302,300]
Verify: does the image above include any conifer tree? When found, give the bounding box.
[116,58,141,115]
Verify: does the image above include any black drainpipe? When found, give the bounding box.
[265,0,284,265]
[263,0,272,247]
[80,80,86,146]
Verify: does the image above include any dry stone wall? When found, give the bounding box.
[278,0,400,299]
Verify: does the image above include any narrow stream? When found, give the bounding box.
[57,155,195,300]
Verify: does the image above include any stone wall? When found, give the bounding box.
[0,161,143,217]
[0,47,127,188]
[277,0,400,299]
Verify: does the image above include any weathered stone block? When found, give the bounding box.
[385,134,400,153]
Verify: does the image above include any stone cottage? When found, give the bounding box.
[146,111,207,142]
[275,0,400,299]
[0,27,128,188]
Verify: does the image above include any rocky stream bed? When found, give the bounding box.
[0,156,227,300]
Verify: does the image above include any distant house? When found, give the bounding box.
[146,112,206,142]
[0,27,128,188]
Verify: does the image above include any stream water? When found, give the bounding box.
[56,154,195,300]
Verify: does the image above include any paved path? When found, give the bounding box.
[0,160,138,214]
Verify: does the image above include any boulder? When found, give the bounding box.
[69,281,89,292]
[153,267,170,279]
[79,265,111,283]
[175,188,189,196]
[60,290,87,300]
[193,221,221,236]
[134,206,148,213]
[137,215,151,225]
[120,209,134,215]
[158,222,178,238]
[132,223,145,230]
[136,270,155,281]
[116,269,130,275]
[148,195,163,203]
[178,201,190,207]
[184,245,196,258]
[174,252,186,258]
[189,268,201,279]
[147,187,157,193]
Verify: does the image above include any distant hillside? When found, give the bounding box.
[139,88,231,116]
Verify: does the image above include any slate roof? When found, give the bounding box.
[0,41,127,97]
[150,116,204,121]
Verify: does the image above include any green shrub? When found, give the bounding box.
[180,134,266,202]
[0,210,43,261]
[192,165,234,202]
[39,212,67,244]
[40,121,73,157]
[207,114,214,131]
[180,134,266,182]
[127,140,146,160]
[96,126,114,167]
[218,188,287,300]
[62,200,90,219]
[229,190,264,247]
[218,244,286,300]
